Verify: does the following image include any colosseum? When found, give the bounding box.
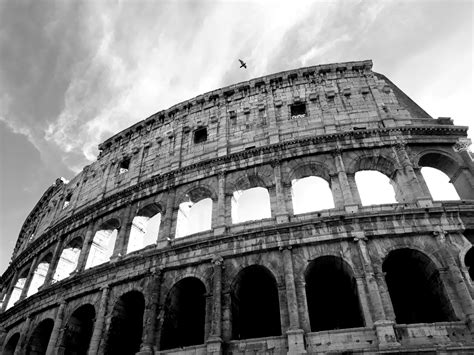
[1,59,473,355]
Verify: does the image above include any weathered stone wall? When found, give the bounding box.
[1,60,474,354]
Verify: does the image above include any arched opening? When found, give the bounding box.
[53,238,82,282]
[85,219,119,269]
[421,167,460,201]
[232,265,281,340]
[105,291,145,355]
[27,255,51,297]
[128,204,162,253]
[383,248,456,324]
[3,333,20,355]
[465,247,474,281]
[305,256,364,332]
[176,198,212,238]
[291,176,334,214]
[160,277,206,350]
[355,170,396,206]
[25,318,54,355]
[6,269,29,309]
[419,152,474,200]
[61,304,95,355]
[232,187,271,223]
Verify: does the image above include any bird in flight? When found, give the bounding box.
[239,59,247,69]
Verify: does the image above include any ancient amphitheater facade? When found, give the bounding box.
[1,60,474,354]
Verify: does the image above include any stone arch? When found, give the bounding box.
[6,266,30,309]
[465,247,474,281]
[85,218,120,269]
[175,185,214,238]
[231,264,281,340]
[160,277,207,350]
[27,252,52,297]
[3,332,20,355]
[305,255,364,331]
[25,318,54,355]
[226,165,274,194]
[347,153,399,177]
[382,248,456,324]
[161,270,211,305]
[53,236,83,282]
[61,303,96,355]
[104,290,145,355]
[417,151,474,200]
[128,203,162,253]
[287,160,332,183]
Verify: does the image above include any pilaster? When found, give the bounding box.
[88,285,110,355]
[46,300,66,355]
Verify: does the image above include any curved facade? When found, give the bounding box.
[1,59,474,354]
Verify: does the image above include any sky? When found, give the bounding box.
[0,0,472,275]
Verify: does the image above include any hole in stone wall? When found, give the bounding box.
[3,333,20,355]
[27,258,51,297]
[194,127,208,144]
[63,193,73,209]
[25,318,54,355]
[175,197,212,238]
[305,256,364,332]
[161,277,206,350]
[383,248,456,324]
[291,176,335,214]
[61,304,95,355]
[231,187,271,223]
[6,269,29,309]
[355,170,396,206]
[119,158,131,174]
[53,238,82,282]
[232,265,281,340]
[465,247,474,281]
[105,291,145,355]
[85,220,119,269]
[290,102,306,119]
[421,167,460,201]
[128,205,162,253]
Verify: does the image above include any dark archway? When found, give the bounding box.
[383,248,456,324]
[231,265,281,340]
[305,256,364,332]
[3,333,20,355]
[464,247,474,281]
[61,304,95,355]
[25,318,54,355]
[105,291,145,355]
[160,277,206,350]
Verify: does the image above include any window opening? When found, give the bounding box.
[291,176,334,214]
[421,167,460,201]
[119,158,131,174]
[355,170,396,206]
[194,127,208,144]
[27,260,50,297]
[128,211,161,254]
[63,193,72,209]
[290,103,306,119]
[176,197,212,238]
[231,187,271,223]
[53,238,82,282]
[85,221,119,269]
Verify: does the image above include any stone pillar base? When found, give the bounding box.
[286,328,306,354]
[213,226,226,236]
[276,213,289,224]
[416,198,433,208]
[206,337,223,355]
[374,320,400,350]
[344,204,359,213]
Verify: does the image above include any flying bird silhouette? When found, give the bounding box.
[239,59,247,69]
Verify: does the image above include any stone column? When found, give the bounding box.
[159,187,176,242]
[281,247,306,354]
[207,256,223,355]
[272,160,290,223]
[334,151,359,211]
[46,300,66,355]
[1,270,19,312]
[88,285,110,355]
[137,270,162,355]
[19,255,39,301]
[214,173,227,235]
[111,203,135,259]
[13,316,31,355]
[42,239,64,288]
[355,276,373,327]
[353,235,400,349]
[75,221,96,272]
